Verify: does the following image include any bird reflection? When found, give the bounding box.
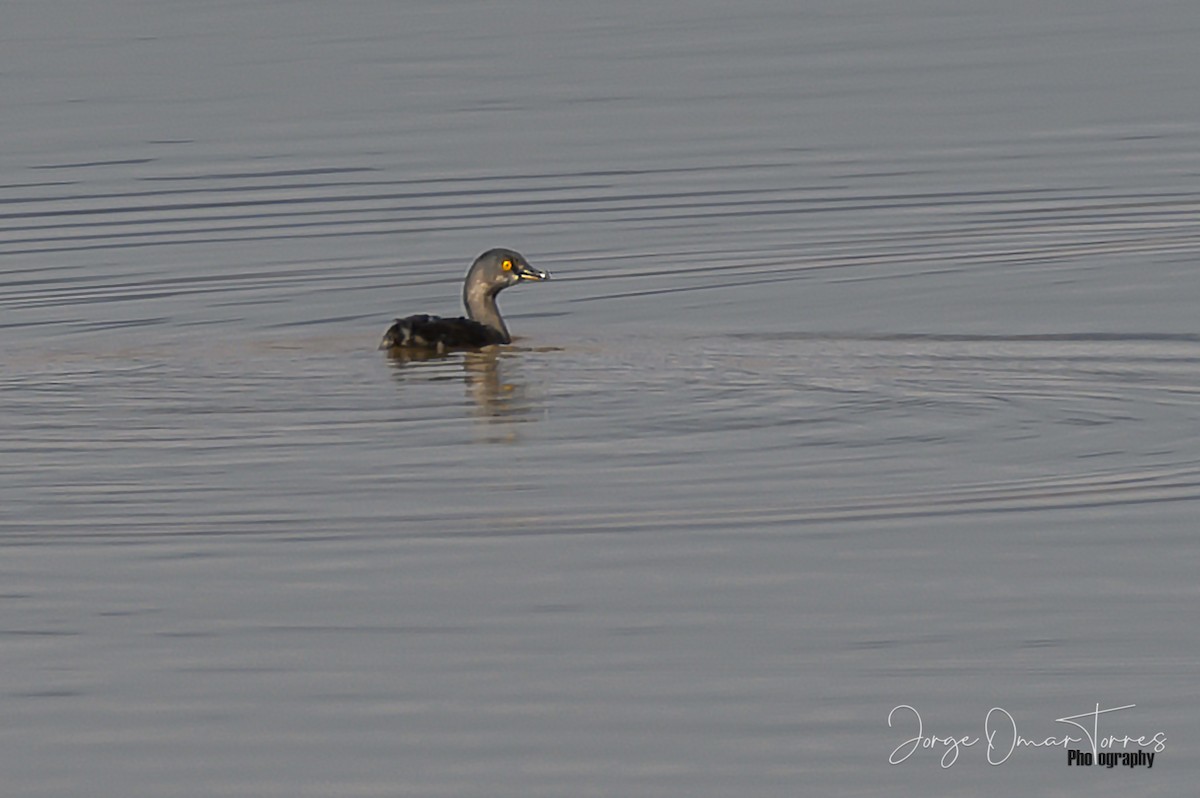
[385,347,539,440]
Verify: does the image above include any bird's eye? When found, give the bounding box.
[502,260,513,271]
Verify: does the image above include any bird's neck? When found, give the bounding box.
[463,283,510,344]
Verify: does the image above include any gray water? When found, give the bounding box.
[4,1,1200,795]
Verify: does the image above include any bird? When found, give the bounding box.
[379,248,550,352]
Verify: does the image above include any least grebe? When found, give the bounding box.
[380,248,550,351]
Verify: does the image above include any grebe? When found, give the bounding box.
[380,248,550,351]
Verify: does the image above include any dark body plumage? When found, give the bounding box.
[380,248,550,352]
[380,314,504,349]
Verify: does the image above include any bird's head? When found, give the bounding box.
[468,248,551,294]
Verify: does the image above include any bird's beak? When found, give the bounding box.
[518,265,551,281]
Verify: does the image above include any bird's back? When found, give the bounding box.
[379,314,506,351]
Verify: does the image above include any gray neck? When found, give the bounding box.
[463,282,510,344]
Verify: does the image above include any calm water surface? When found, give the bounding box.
[3,1,1200,796]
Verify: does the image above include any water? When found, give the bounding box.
[3,1,1199,795]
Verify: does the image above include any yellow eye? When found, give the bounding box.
[502,260,513,271]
